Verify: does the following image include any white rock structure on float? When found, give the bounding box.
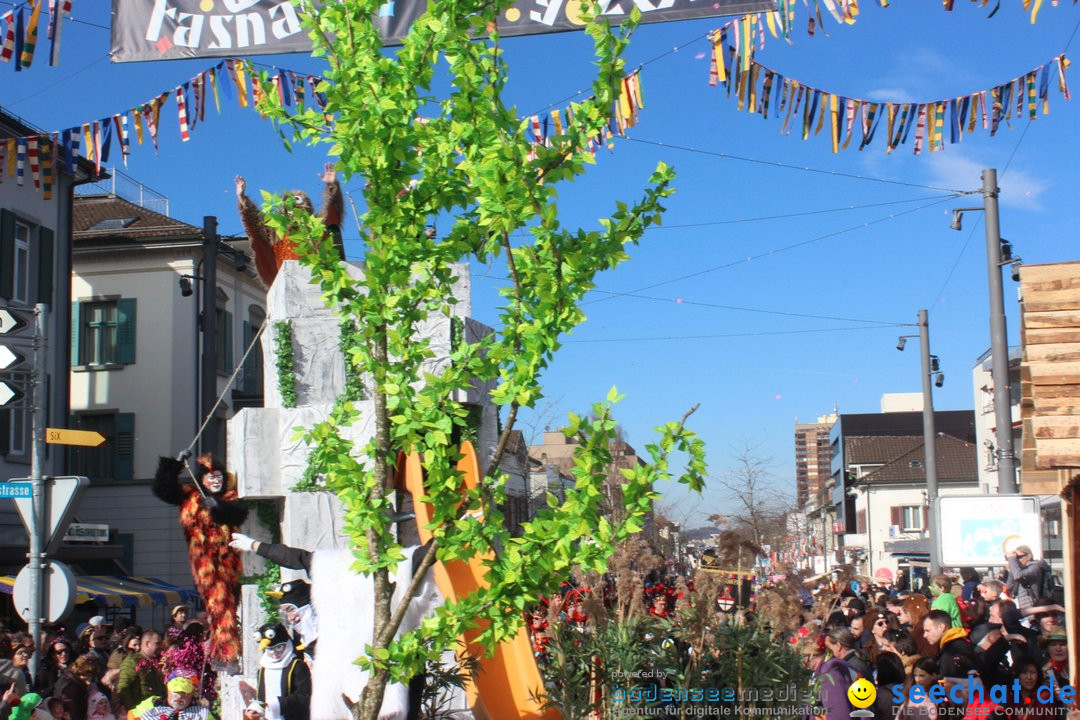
[223,259,494,716]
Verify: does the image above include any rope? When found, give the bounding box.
[180,318,271,490]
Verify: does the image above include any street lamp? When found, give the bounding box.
[896,309,942,575]
[950,167,1019,495]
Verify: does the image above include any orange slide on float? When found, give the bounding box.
[396,442,561,720]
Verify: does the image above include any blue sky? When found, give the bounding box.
[4,2,1078,526]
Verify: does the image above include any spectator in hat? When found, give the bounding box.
[1040,629,1069,700]
[167,607,190,642]
[128,673,215,720]
[86,629,111,678]
[1006,545,1050,612]
[161,622,215,704]
[0,636,28,697]
[7,639,31,694]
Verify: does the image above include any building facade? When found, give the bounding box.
[68,189,264,588]
[0,109,99,572]
[795,413,836,510]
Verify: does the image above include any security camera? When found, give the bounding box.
[896,338,906,351]
[1011,260,1022,282]
[179,276,194,298]
[950,210,963,232]
[934,373,945,388]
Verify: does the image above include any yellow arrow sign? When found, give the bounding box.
[45,428,106,447]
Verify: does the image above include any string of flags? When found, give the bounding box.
[524,71,645,157]
[707,27,1070,154]
[729,0,1077,52]
[0,55,644,199]
[1,0,73,70]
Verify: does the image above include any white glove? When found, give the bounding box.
[230,532,257,553]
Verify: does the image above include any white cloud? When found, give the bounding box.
[922,149,1048,210]
[865,88,918,105]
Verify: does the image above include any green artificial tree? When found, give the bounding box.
[253,1,707,717]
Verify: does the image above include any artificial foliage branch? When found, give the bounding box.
[273,320,298,408]
[251,0,707,717]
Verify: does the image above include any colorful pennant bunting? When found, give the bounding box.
[707,39,1070,154]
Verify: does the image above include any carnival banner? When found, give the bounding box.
[110,0,775,62]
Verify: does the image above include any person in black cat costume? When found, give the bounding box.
[154,453,248,664]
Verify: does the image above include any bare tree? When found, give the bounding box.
[712,439,796,550]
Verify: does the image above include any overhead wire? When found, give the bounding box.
[585,289,906,325]
[585,195,956,305]
[564,324,907,344]
[622,137,975,194]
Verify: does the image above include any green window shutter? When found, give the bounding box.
[70,302,82,366]
[242,321,254,393]
[116,298,137,365]
[35,226,54,305]
[114,412,135,482]
[224,311,233,372]
[0,209,14,300]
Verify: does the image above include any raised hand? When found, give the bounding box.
[319,162,337,185]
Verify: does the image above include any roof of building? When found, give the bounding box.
[0,108,101,181]
[74,194,203,243]
[852,434,977,485]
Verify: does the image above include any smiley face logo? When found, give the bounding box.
[847,678,876,709]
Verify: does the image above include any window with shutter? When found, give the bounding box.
[71,412,116,480]
[70,302,82,366]
[36,227,54,304]
[115,299,137,365]
[0,209,15,300]
[224,311,233,372]
[114,413,135,481]
[890,506,901,526]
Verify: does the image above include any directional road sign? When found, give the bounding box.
[0,307,29,336]
[0,379,23,407]
[11,476,90,556]
[0,346,25,371]
[45,428,106,447]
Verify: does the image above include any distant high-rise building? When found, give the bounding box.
[795,414,837,509]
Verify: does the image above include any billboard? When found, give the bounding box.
[938,495,1043,567]
[111,0,776,62]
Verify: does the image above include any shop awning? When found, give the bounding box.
[0,575,198,608]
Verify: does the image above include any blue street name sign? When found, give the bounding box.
[0,483,32,499]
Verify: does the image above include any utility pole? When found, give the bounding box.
[200,217,218,458]
[982,169,1019,494]
[918,309,942,576]
[28,303,47,678]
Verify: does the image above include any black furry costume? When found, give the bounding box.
[154,455,248,662]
